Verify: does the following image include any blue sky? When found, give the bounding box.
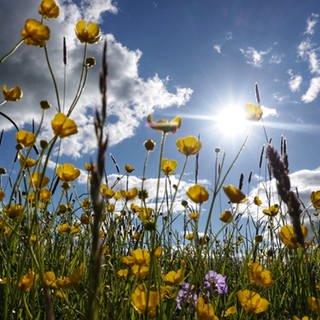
[1,0,320,232]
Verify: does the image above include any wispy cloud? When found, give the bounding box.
[301,77,320,103]
[239,47,271,67]
[239,45,282,68]
[294,13,320,102]
[0,0,192,158]
[213,44,221,54]
[288,69,303,92]
[212,31,232,54]
[305,13,319,35]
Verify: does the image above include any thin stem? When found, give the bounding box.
[168,155,188,214]
[155,132,166,214]
[0,39,24,64]
[204,134,249,237]
[0,111,19,131]
[44,45,61,112]
[67,43,87,117]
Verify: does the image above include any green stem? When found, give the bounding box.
[67,43,87,116]
[168,155,188,214]
[0,111,19,131]
[23,293,33,319]
[204,134,249,237]
[0,39,24,64]
[154,132,166,214]
[44,45,61,112]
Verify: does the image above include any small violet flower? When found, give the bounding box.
[204,270,228,295]
[176,282,198,310]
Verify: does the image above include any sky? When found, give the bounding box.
[0,0,319,234]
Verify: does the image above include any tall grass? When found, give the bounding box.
[0,2,319,319]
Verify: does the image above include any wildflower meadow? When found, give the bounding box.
[0,1,319,319]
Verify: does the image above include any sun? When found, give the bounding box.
[215,105,250,138]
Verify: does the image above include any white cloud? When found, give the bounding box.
[212,31,232,54]
[261,106,278,118]
[308,51,320,74]
[305,13,319,35]
[269,54,283,64]
[301,77,320,103]
[240,167,319,239]
[0,0,192,158]
[297,39,312,59]
[213,44,221,54]
[288,69,303,92]
[239,46,271,67]
[293,14,320,102]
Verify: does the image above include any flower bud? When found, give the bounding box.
[85,57,96,67]
[40,100,51,109]
[144,139,156,151]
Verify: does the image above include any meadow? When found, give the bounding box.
[0,1,319,319]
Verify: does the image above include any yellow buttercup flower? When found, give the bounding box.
[75,20,100,44]
[51,113,78,138]
[84,163,95,172]
[189,212,200,220]
[147,114,181,134]
[160,285,176,299]
[223,305,237,317]
[131,284,160,318]
[187,184,209,203]
[125,164,135,173]
[121,249,150,279]
[68,264,84,286]
[176,135,201,156]
[223,185,247,203]
[248,261,273,287]
[100,184,115,198]
[161,158,178,175]
[57,163,80,182]
[18,271,36,292]
[137,207,153,223]
[44,271,57,288]
[185,233,194,240]
[29,172,50,189]
[237,289,269,314]
[307,296,320,314]
[38,0,59,19]
[310,190,320,209]
[21,19,50,47]
[162,268,184,285]
[121,187,138,201]
[219,210,233,223]
[245,103,263,121]
[254,195,262,206]
[279,225,308,249]
[154,246,163,258]
[4,204,23,219]
[196,296,219,320]
[262,204,279,217]
[2,85,23,101]
[18,154,37,168]
[16,130,36,147]
[292,316,313,320]
[39,189,51,203]
[117,269,129,278]
[57,223,70,233]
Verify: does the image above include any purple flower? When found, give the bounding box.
[204,270,228,295]
[176,282,198,310]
